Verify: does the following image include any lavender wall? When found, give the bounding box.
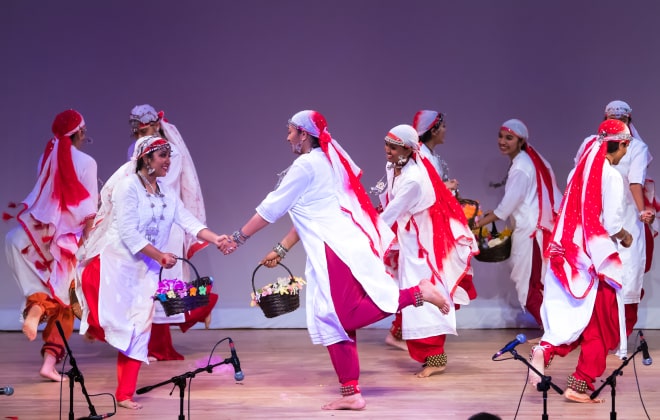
[2,0,659,330]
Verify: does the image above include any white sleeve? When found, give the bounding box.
[256,160,312,223]
[494,168,531,220]
[602,166,626,236]
[173,196,206,237]
[380,177,422,227]
[114,180,150,255]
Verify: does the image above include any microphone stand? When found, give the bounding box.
[507,349,564,420]
[136,357,234,420]
[590,343,644,420]
[55,320,104,420]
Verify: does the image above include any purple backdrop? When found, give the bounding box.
[1,0,659,330]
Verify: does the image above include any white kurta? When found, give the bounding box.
[379,160,456,339]
[6,146,98,305]
[418,143,447,181]
[81,175,205,362]
[574,136,651,304]
[256,148,398,346]
[541,161,625,347]
[493,151,543,309]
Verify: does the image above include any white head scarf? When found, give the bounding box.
[501,119,529,140]
[385,124,420,151]
[412,110,444,136]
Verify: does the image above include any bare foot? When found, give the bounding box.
[118,399,143,410]
[384,332,407,351]
[418,279,450,314]
[22,305,44,341]
[528,346,545,387]
[564,388,603,404]
[40,368,67,382]
[321,393,366,410]
[204,312,212,329]
[40,353,67,382]
[415,365,446,378]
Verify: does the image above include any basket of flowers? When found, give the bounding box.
[153,258,213,316]
[474,222,512,263]
[251,263,305,318]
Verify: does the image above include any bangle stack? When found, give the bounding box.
[273,242,289,259]
[231,229,250,246]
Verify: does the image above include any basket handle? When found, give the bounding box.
[251,262,295,294]
[158,257,201,281]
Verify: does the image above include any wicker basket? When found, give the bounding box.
[251,263,300,318]
[474,222,512,263]
[156,257,212,316]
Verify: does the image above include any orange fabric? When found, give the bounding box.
[25,292,74,362]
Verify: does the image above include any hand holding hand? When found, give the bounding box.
[640,209,655,224]
[217,235,238,255]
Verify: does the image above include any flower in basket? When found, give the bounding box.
[251,276,306,307]
[484,227,513,249]
[153,278,188,302]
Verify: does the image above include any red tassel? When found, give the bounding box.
[21,246,30,254]
[2,212,13,221]
[8,202,17,208]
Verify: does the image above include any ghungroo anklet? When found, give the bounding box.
[424,353,448,367]
[567,375,589,394]
[340,381,361,396]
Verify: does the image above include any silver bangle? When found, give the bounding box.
[273,242,289,259]
[231,229,250,246]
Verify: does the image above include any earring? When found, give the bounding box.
[147,165,155,175]
[397,156,408,167]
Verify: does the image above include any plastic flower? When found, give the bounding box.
[251,276,306,306]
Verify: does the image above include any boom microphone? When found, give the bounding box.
[640,330,653,366]
[228,338,245,381]
[492,333,527,360]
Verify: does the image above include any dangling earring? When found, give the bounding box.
[147,165,155,175]
[397,155,408,167]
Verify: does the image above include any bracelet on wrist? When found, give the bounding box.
[273,242,289,259]
[231,229,250,246]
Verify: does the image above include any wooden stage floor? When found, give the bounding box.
[0,328,657,419]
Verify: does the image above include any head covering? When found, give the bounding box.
[412,110,444,136]
[385,124,419,151]
[500,119,529,140]
[129,104,164,133]
[287,110,392,256]
[604,100,632,118]
[52,109,85,138]
[598,118,631,142]
[134,135,170,160]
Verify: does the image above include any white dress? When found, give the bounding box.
[541,161,625,346]
[80,174,205,362]
[256,148,398,346]
[379,160,457,339]
[493,151,542,309]
[574,135,651,304]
